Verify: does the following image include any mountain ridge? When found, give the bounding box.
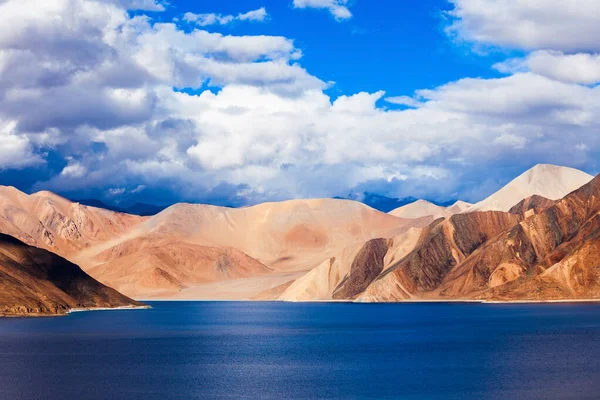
[0,233,142,317]
[1,163,598,303]
[279,172,600,303]
[389,199,472,219]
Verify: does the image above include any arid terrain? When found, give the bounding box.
[2,164,600,309]
[279,165,600,302]
[0,188,432,300]
[0,234,141,317]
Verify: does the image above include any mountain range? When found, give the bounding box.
[2,163,600,316]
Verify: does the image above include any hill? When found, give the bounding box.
[0,233,141,317]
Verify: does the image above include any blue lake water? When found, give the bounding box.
[1,301,600,399]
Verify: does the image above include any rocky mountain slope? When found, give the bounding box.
[0,186,144,256]
[0,186,429,299]
[83,237,273,299]
[2,164,598,303]
[78,199,430,298]
[280,227,423,301]
[0,234,141,317]
[280,173,600,302]
[0,187,275,299]
[508,195,556,217]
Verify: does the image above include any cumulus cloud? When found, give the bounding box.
[293,0,352,20]
[60,159,88,179]
[384,96,422,108]
[118,0,166,11]
[494,51,600,85]
[183,7,269,26]
[447,0,600,52]
[0,120,42,169]
[2,0,600,206]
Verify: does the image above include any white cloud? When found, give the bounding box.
[108,188,126,196]
[184,7,269,27]
[495,51,600,85]
[131,184,146,193]
[0,120,41,169]
[118,0,166,11]
[293,0,352,20]
[238,8,269,22]
[331,91,385,114]
[60,159,87,178]
[493,133,527,149]
[2,0,600,205]
[183,13,234,26]
[447,0,600,52]
[152,72,600,201]
[385,96,422,108]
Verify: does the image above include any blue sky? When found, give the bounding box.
[0,0,599,209]
[141,0,520,107]
[153,0,507,97]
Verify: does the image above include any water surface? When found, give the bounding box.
[1,302,599,399]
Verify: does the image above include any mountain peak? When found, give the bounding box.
[468,164,593,212]
[390,200,448,219]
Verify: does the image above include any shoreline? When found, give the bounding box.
[0,305,151,319]
[137,298,600,305]
[67,305,152,314]
[481,298,600,304]
[5,299,600,318]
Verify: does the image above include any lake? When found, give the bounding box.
[1,301,599,399]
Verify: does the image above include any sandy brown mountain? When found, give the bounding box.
[283,174,600,303]
[82,236,273,298]
[279,227,423,301]
[135,200,428,270]
[508,195,556,216]
[0,186,144,256]
[0,186,428,300]
[364,211,521,301]
[332,238,390,299]
[79,200,430,299]
[0,187,274,299]
[389,199,472,220]
[0,233,141,317]
[280,212,520,301]
[4,165,598,303]
[473,174,600,301]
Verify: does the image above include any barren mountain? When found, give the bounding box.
[471,174,600,301]
[279,211,520,302]
[83,237,273,299]
[279,227,423,301]
[390,200,451,219]
[0,186,144,256]
[0,187,427,300]
[2,164,597,303]
[78,199,430,299]
[0,233,141,317]
[447,200,472,214]
[508,195,556,217]
[141,199,424,270]
[286,173,600,303]
[390,200,472,220]
[467,164,592,212]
